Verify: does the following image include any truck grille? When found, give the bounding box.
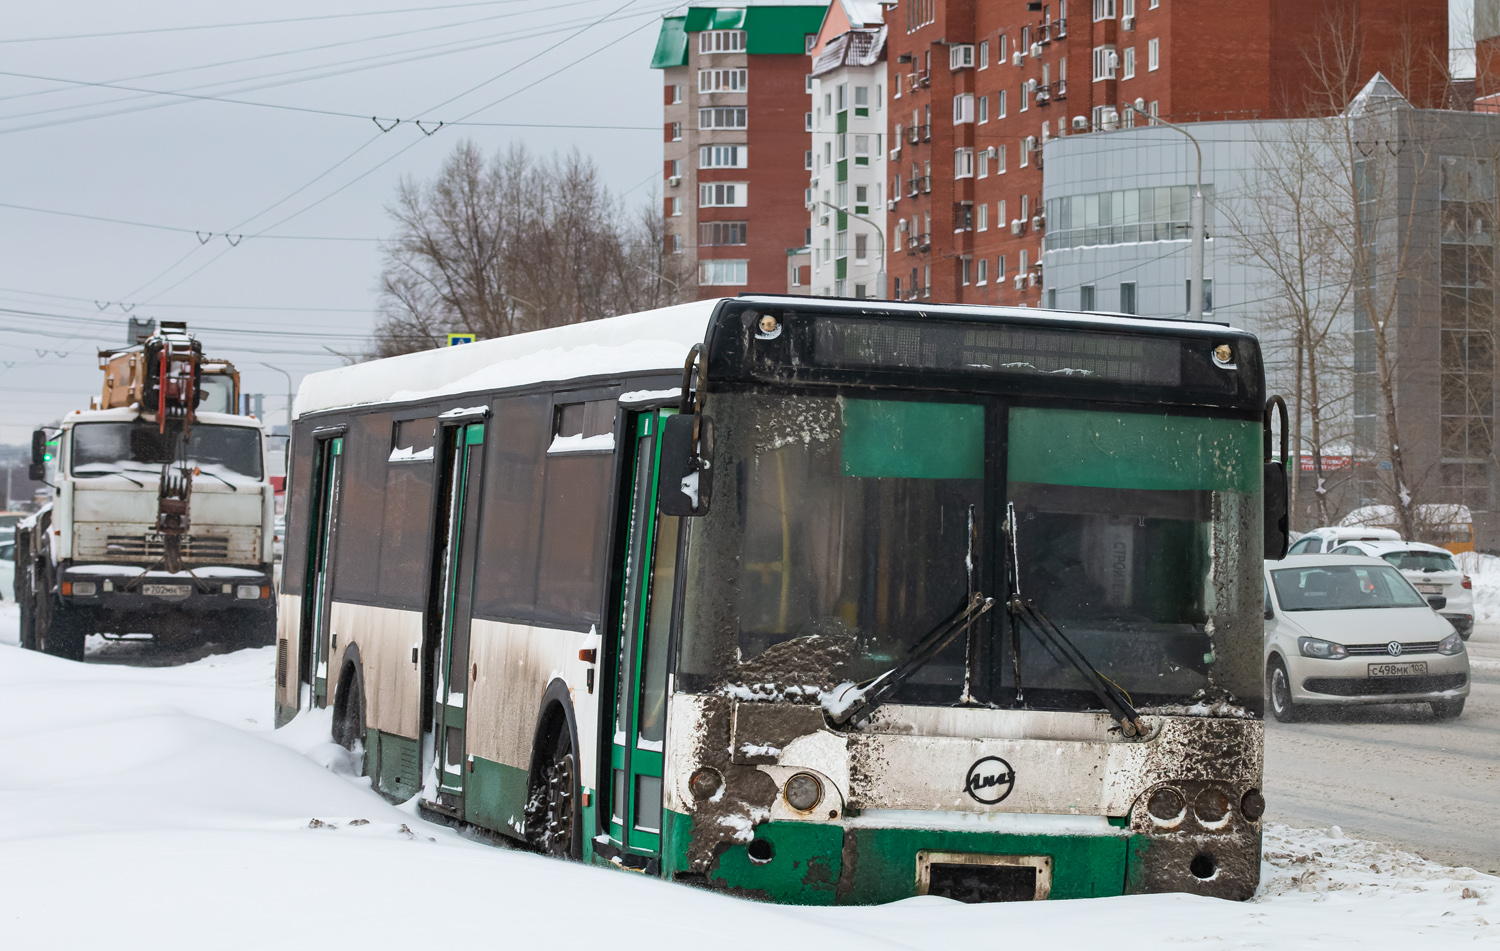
[1346,641,1441,656]
[103,533,232,561]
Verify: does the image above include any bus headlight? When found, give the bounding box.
[783,772,822,812]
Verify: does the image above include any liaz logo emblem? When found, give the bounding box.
[964,756,1016,804]
[1387,641,1403,657]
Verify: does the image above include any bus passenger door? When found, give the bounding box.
[607,411,681,868]
[422,420,486,815]
[299,434,343,709]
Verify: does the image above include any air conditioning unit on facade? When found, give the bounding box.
[1014,275,1026,289]
[1032,213,1045,230]
[984,146,998,159]
[1030,42,1043,58]
[887,199,897,210]
[1010,218,1025,236]
[1028,272,1041,286]
[1121,15,1136,30]
[1012,51,1024,66]
[890,147,901,160]
[1024,135,1038,151]
[819,214,830,225]
[667,176,681,186]
[1072,115,1090,131]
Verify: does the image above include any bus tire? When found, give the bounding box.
[527,727,580,860]
[331,652,367,755]
[1267,656,1300,723]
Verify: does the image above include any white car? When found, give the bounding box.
[1263,555,1469,722]
[1286,525,1402,555]
[1327,539,1473,638]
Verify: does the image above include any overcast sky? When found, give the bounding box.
[0,0,678,444]
[0,1,1478,446]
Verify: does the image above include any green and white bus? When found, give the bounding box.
[275,296,1286,903]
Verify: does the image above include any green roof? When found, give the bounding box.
[650,15,688,69]
[650,5,826,67]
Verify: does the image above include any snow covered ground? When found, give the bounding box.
[0,602,1496,949]
[1458,552,1500,625]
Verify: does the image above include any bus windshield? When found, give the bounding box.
[678,392,1263,711]
[71,421,263,480]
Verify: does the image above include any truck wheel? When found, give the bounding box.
[234,612,278,649]
[38,597,87,662]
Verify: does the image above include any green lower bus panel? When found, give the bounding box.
[663,811,1129,905]
[369,730,420,802]
[465,755,531,840]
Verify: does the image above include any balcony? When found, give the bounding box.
[906,232,931,253]
[918,175,931,194]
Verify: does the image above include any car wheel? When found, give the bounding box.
[1430,698,1465,720]
[1268,657,1301,723]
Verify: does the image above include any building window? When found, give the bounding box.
[668,85,683,104]
[669,122,681,141]
[854,85,870,108]
[1020,83,1029,111]
[978,150,989,178]
[1093,46,1118,80]
[699,182,748,206]
[998,144,1007,172]
[894,73,902,99]
[955,148,975,179]
[854,184,869,209]
[1148,37,1159,71]
[961,257,972,285]
[699,221,748,246]
[1122,47,1135,79]
[1149,100,1160,122]
[1047,288,1057,308]
[950,44,975,70]
[997,255,1006,279]
[1020,138,1029,167]
[804,111,812,131]
[907,0,936,32]
[792,265,803,287]
[1150,0,1159,7]
[999,34,1008,63]
[699,68,747,93]
[699,145,747,168]
[855,233,868,262]
[977,94,989,124]
[979,40,989,69]
[1120,281,1137,314]
[977,202,988,230]
[854,134,870,164]
[670,196,681,216]
[977,258,988,285]
[670,233,682,254]
[699,30,746,53]
[699,107,747,129]
[1020,249,1028,273]
[1044,184,1212,249]
[699,259,748,285]
[1185,279,1215,313]
[953,93,975,124]
[999,199,1007,227]
[668,159,680,179]
[998,89,1007,118]
[805,149,813,170]
[1093,0,1116,20]
[924,265,931,296]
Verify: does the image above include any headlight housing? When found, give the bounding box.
[1437,631,1464,656]
[1298,636,1348,659]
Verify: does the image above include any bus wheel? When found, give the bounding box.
[527,730,579,860]
[331,673,366,752]
[1268,657,1300,723]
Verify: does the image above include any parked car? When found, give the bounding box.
[1263,555,1469,722]
[1328,539,1473,638]
[1286,525,1402,555]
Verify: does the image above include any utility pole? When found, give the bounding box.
[1126,99,1205,320]
[259,363,293,436]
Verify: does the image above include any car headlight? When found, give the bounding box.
[1298,636,1348,659]
[1437,631,1464,656]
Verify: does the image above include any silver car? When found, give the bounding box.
[1263,555,1469,721]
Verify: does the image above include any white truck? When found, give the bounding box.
[12,323,276,660]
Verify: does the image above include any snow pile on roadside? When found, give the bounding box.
[1457,551,1500,623]
[0,619,1497,949]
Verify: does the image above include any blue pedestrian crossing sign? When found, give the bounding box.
[446,332,477,347]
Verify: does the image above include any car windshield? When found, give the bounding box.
[71,421,262,479]
[1381,550,1456,573]
[1271,564,1428,611]
[678,392,1263,709]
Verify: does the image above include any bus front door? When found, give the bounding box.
[607,411,681,869]
[422,421,486,817]
[299,434,343,710]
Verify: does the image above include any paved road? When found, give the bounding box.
[1264,622,1500,873]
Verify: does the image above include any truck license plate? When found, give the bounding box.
[1415,583,1443,594]
[1369,661,1427,677]
[142,584,191,597]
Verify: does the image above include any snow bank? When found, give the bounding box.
[0,613,1495,949]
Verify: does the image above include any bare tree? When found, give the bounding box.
[372,141,681,357]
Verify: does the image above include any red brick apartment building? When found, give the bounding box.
[652,4,827,300]
[885,0,1448,304]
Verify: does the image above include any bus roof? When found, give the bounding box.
[294,296,1255,418]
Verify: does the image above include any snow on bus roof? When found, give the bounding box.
[293,296,1248,418]
[293,299,720,418]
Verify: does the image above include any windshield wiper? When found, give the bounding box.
[77,467,145,487]
[1009,598,1148,737]
[194,467,239,491]
[826,593,995,727]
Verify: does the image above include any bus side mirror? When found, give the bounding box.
[1264,459,1289,560]
[29,429,48,481]
[657,413,713,517]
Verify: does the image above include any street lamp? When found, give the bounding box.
[259,363,293,436]
[817,200,886,299]
[1123,98,1206,321]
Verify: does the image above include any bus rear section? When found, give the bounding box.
[275,297,1274,904]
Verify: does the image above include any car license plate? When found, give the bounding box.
[142,584,191,597]
[1416,583,1443,594]
[1369,661,1428,677]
